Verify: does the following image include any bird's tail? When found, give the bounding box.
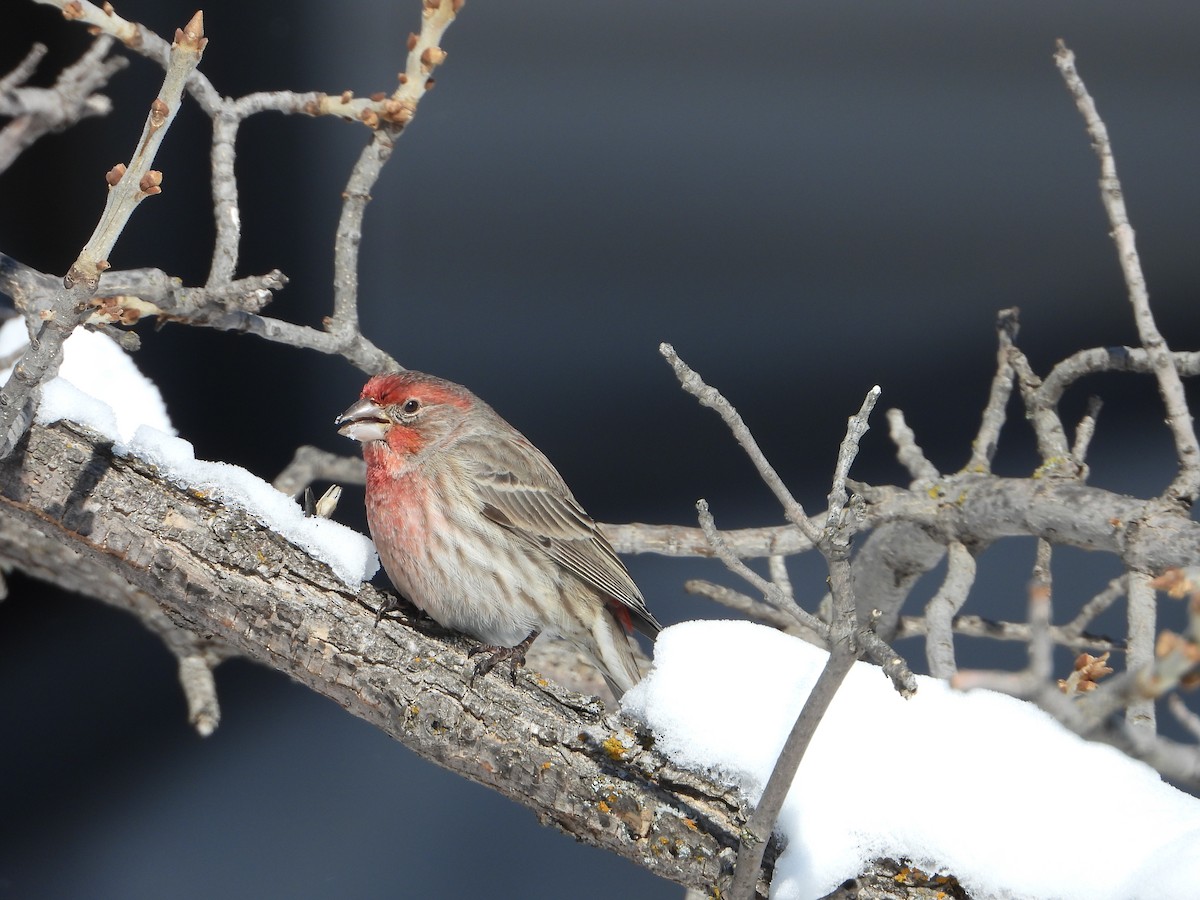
[585,608,649,700]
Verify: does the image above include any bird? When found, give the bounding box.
[336,371,661,698]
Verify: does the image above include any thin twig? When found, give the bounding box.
[967,307,1019,472]
[0,43,47,93]
[273,445,366,498]
[0,37,125,174]
[924,541,976,679]
[1125,572,1157,733]
[660,343,821,545]
[684,579,822,640]
[1070,395,1103,473]
[328,0,460,355]
[767,554,793,603]
[727,640,858,900]
[1008,342,1073,467]
[826,385,881,530]
[887,407,940,485]
[695,500,828,639]
[1063,575,1126,637]
[1040,346,1200,405]
[1055,40,1200,504]
[1029,539,1054,683]
[1167,695,1200,743]
[727,384,908,900]
[0,14,205,458]
[895,613,1119,653]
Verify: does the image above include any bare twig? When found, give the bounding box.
[887,407,940,485]
[683,579,823,641]
[967,307,1019,472]
[0,43,47,94]
[660,343,821,546]
[33,0,222,113]
[1008,342,1073,469]
[1125,572,1156,733]
[1055,40,1200,504]
[0,13,205,458]
[1168,695,1200,743]
[1029,539,1054,683]
[727,639,858,900]
[727,384,906,900]
[327,0,460,363]
[273,445,367,498]
[695,500,828,639]
[924,541,976,679]
[1040,346,1200,405]
[826,386,881,529]
[30,0,462,378]
[953,542,1064,696]
[1070,395,1102,473]
[0,37,125,174]
[767,554,793,602]
[1062,575,1126,638]
[895,613,1118,654]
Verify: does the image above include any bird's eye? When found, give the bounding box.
[402,398,421,414]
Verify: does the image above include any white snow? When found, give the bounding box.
[622,619,1200,900]
[0,317,377,586]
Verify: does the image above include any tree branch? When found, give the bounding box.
[0,12,205,458]
[0,418,764,896]
[1055,40,1200,505]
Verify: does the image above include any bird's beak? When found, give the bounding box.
[336,398,390,443]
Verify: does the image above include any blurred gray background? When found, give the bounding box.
[2,1,1198,897]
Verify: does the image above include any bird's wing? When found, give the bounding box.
[462,432,661,636]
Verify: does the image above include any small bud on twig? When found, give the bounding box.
[173,10,208,53]
[149,98,169,129]
[420,46,447,73]
[139,170,163,195]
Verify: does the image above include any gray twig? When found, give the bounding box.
[924,541,976,679]
[1040,347,1200,405]
[1070,396,1103,474]
[967,307,1019,472]
[0,37,126,174]
[273,445,366,498]
[887,407,940,485]
[895,612,1118,654]
[0,14,205,458]
[1055,40,1200,504]
[694,500,828,639]
[1124,572,1156,733]
[660,342,821,546]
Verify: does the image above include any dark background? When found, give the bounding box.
[2,2,1199,898]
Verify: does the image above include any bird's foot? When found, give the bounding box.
[370,593,454,633]
[372,592,416,627]
[469,629,541,686]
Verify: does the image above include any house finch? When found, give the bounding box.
[336,371,661,698]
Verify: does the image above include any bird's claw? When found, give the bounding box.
[469,629,541,686]
[370,593,428,628]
